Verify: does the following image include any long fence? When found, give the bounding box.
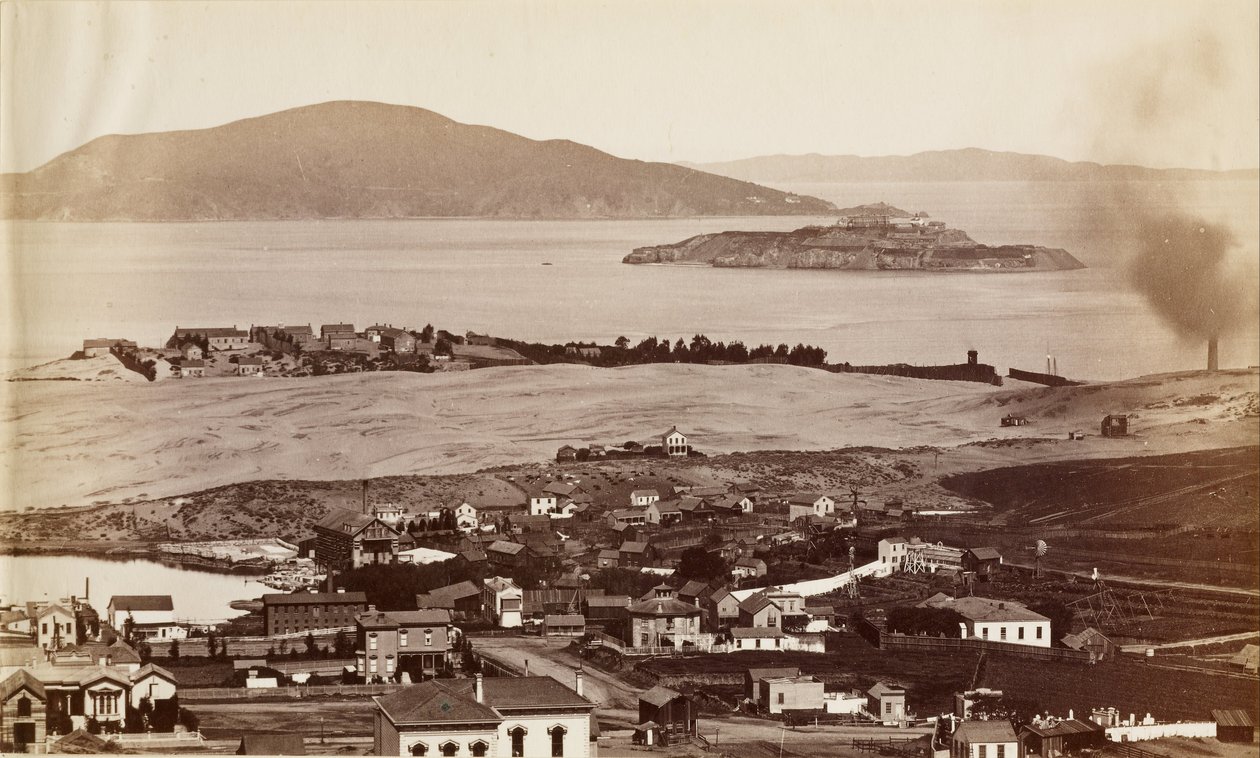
[180,682,405,701]
[878,632,1093,664]
[148,626,353,657]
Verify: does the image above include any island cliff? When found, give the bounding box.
[624,211,1086,272]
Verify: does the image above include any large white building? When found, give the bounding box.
[919,595,1052,648]
[787,495,834,521]
[373,673,596,757]
[482,577,523,629]
[105,596,180,640]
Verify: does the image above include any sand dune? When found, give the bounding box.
[2,364,1256,510]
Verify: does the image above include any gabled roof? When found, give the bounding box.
[108,595,174,612]
[483,576,520,593]
[953,719,1017,743]
[867,682,906,698]
[746,667,800,682]
[677,580,710,599]
[652,500,684,514]
[1061,627,1112,651]
[662,426,684,437]
[788,493,829,505]
[0,669,46,701]
[677,497,711,512]
[1021,718,1104,738]
[640,685,685,708]
[619,541,648,554]
[238,733,307,755]
[428,581,482,601]
[964,547,1002,561]
[631,489,660,499]
[542,482,582,497]
[739,592,780,616]
[920,596,1046,624]
[460,549,488,563]
[544,614,585,626]
[1212,709,1256,728]
[735,557,767,569]
[314,508,394,535]
[55,729,112,754]
[586,595,631,608]
[487,540,526,555]
[131,662,177,684]
[37,602,74,619]
[68,640,143,665]
[713,494,749,510]
[597,549,621,560]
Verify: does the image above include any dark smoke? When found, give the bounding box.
[1127,212,1257,339]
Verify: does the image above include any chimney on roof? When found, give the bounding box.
[337,588,345,594]
[474,673,484,703]
[575,669,584,698]
[367,605,376,613]
[524,659,529,677]
[309,588,317,594]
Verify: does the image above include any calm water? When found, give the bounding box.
[1,554,270,623]
[6,180,1258,381]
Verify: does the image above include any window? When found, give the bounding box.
[17,696,31,716]
[777,692,785,705]
[549,725,566,757]
[1000,627,1007,641]
[979,746,987,758]
[981,628,989,639]
[885,701,891,715]
[410,743,428,756]
[42,623,48,635]
[369,633,378,650]
[440,742,458,757]
[469,741,488,757]
[997,745,1006,758]
[400,631,408,647]
[510,727,526,757]
[425,629,433,647]
[1036,626,1043,639]
[1018,627,1025,640]
[369,658,378,674]
[386,657,395,674]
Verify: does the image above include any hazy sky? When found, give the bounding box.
[2,0,1258,173]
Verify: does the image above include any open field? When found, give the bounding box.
[3,364,1256,511]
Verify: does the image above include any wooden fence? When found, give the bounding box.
[180,682,405,701]
[879,632,1093,664]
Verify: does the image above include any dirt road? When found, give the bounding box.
[471,636,640,711]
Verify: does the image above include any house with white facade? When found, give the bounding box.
[630,489,660,508]
[455,503,479,530]
[878,537,909,571]
[645,499,683,526]
[373,673,596,757]
[730,626,790,651]
[661,427,688,457]
[35,604,77,652]
[529,493,558,517]
[482,577,523,629]
[787,494,835,521]
[106,596,178,640]
[919,595,1051,647]
[951,719,1020,757]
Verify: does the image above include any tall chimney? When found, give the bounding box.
[362,479,369,514]
[524,659,529,677]
[575,670,584,698]
[474,673,484,703]
[1208,337,1219,371]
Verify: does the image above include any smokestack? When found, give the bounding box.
[524,659,528,677]
[575,670,584,698]
[1208,337,1219,371]
[362,479,368,514]
[474,673,484,703]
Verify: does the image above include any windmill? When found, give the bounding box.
[1033,539,1049,578]
[845,546,860,598]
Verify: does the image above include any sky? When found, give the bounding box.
[1,0,1258,173]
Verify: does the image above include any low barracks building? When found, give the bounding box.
[262,591,368,636]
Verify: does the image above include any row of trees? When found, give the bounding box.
[514,334,828,368]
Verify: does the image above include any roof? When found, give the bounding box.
[483,576,520,593]
[55,729,112,754]
[586,595,631,608]
[460,549,488,563]
[1061,627,1112,651]
[953,720,1018,743]
[677,580,710,598]
[965,547,1003,561]
[428,580,482,600]
[739,592,779,616]
[263,592,367,606]
[487,540,526,555]
[746,667,800,682]
[542,482,582,496]
[640,685,685,708]
[131,662,178,684]
[1021,719,1104,738]
[652,500,684,514]
[1229,644,1258,668]
[237,356,265,365]
[315,508,388,534]
[1212,709,1256,728]
[360,608,451,628]
[108,595,174,612]
[619,541,648,554]
[321,323,356,332]
[375,680,501,725]
[0,669,46,700]
[597,549,620,560]
[544,614,585,626]
[867,682,906,697]
[69,640,143,665]
[730,626,788,639]
[173,326,247,337]
[631,489,660,499]
[788,494,829,505]
[473,676,592,710]
[628,597,702,617]
[238,733,307,755]
[662,426,683,437]
[37,602,73,619]
[735,557,767,569]
[919,596,1048,624]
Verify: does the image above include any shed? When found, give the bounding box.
[1020,717,1106,756]
[961,547,1003,578]
[745,667,801,705]
[1229,644,1258,673]
[541,614,586,637]
[1061,627,1116,661]
[867,682,906,724]
[638,685,697,742]
[1101,413,1129,437]
[1212,710,1256,743]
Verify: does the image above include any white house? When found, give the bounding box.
[951,719,1020,757]
[373,503,406,527]
[661,427,688,457]
[482,577,523,629]
[645,500,682,525]
[730,627,790,651]
[788,495,835,521]
[878,537,909,571]
[106,596,176,639]
[128,663,178,708]
[373,673,596,757]
[919,595,1051,648]
[630,489,660,508]
[35,604,77,652]
[529,494,558,517]
[455,503,479,530]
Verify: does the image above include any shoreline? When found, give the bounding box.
[0,542,271,576]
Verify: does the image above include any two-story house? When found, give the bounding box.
[356,607,454,683]
[314,508,400,571]
[482,577,523,628]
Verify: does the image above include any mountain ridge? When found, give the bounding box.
[680,148,1260,183]
[0,101,836,221]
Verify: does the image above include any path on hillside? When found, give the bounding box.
[1119,630,1260,653]
[1002,558,1259,598]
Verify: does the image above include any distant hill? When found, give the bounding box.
[680,149,1260,183]
[0,101,835,221]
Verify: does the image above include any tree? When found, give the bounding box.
[306,632,318,659]
[434,338,453,356]
[169,638,180,660]
[1028,599,1074,643]
[136,640,152,663]
[678,547,728,582]
[576,448,591,462]
[615,336,629,349]
[219,639,229,658]
[334,630,353,658]
[206,633,217,659]
[420,324,435,343]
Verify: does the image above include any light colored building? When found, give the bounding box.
[879,537,909,571]
[951,719,1020,758]
[627,597,701,648]
[178,359,205,378]
[0,669,46,750]
[483,577,523,628]
[180,343,203,360]
[530,493,558,517]
[730,626,790,651]
[455,503,479,530]
[373,673,596,758]
[788,494,835,520]
[645,499,682,525]
[105,596,175,638]
[661,427,688,457]
[236,355,264,376]
[760,675,825,714]
[167,326,249,351]
[867,682,906,725]
[919,595,1051,647]
[82,338,135,358]
[630,489,660,508]
[35,604,77,652]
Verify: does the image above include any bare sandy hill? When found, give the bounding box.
[2,364,1255,511]
[3,353,148,383]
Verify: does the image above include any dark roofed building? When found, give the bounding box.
[627,597,702,648]
[961,547,1003,578]
[542,614,586,637]
[1020,718,1106,756]
[1213,710,1256,743]
[415,581,483,619]
[313,508,399,570]
[262,591,368,636]
[638,686,697,745]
